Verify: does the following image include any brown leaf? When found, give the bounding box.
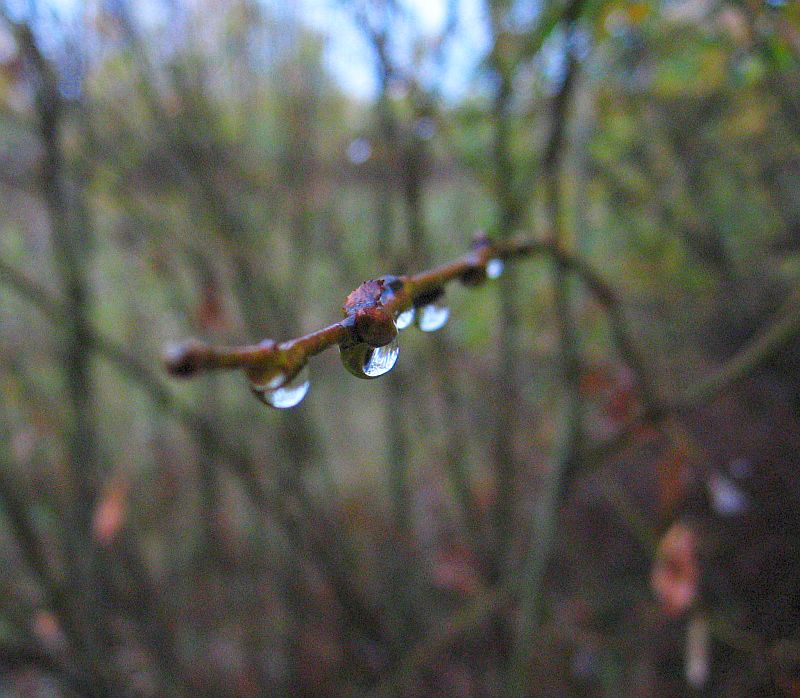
[651,522,699,618]
[92,475,130,547]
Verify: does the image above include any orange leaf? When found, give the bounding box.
[651,522,699,618]
[92,476,129,546]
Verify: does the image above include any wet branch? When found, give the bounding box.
[164,235,551,385]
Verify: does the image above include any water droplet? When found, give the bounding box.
[251,365,310,409]
[363,336,400,377]
[395,307,415,330]
[340,337,400,379]
[414,117,436,140]
[416,303,450,332]
[707,473,748,517]
[486,258,504,279]
[347,138,371,165]
[380,275,403,306]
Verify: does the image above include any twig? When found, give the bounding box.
[0,433,93,690]
[9,18,111,693]
[505,32,583,694]
[0,640,87,695]
[582,288,800,471]
[163,235,545,384]
[488,14,524,576]
[676,290,800,411]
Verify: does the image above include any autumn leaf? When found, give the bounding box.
[651,522,699,618]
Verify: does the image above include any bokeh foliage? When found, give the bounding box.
[0,0,799,695]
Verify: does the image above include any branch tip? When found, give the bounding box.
[163,340,209,378]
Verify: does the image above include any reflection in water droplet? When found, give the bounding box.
[340,336,400,379]
[363,336,400,377]
[395,307,415,330]
[486,258,504,279]
[416,303,450,332]
[251,364,310,409]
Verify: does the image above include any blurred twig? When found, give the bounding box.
[0,257,386,646]
[7,17,114,692]
[505,29,583,695]
[487,13,524,579]
[0,640,87,695]
[0,429,93,693]
[676,290,800,411]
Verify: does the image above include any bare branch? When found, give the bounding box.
[163,234,542,388]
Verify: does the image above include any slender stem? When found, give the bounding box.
[489,45,522,579]
[163,237,543,381]
[505,31,583,695]
[11,20,112,693]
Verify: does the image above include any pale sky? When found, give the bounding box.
[9,0,493,102]
[298,0,492,100]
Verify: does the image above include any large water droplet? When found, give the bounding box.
[416,303,450,332]
[486,258,504,279]
[340,336,400,379]
[395,307,415,330]
[251,364,310,409]
[363,336,400,377]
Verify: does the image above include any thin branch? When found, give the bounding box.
[0,448,93,687]
[676,290,800,411]
[488,9,524,579]
[0,640,87,695]
[505,31,583,694]
[8,18,113,693]
[583,287,800,471]
[163,235,545,384]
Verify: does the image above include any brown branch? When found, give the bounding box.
[0,640,87,694]
[164,235,546,387]
[162,230,674,428]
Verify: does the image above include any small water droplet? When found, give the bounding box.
[251,364,310,409]
[395,307,415,330]
[363,336,400,377]
[416,303,450,332]
[380,275,403,306]
[414,117,436,140]
[347,138,371,165]
[707,472,748,517]
[486,258,504,279]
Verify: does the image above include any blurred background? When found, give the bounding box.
[1,0,799,695]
